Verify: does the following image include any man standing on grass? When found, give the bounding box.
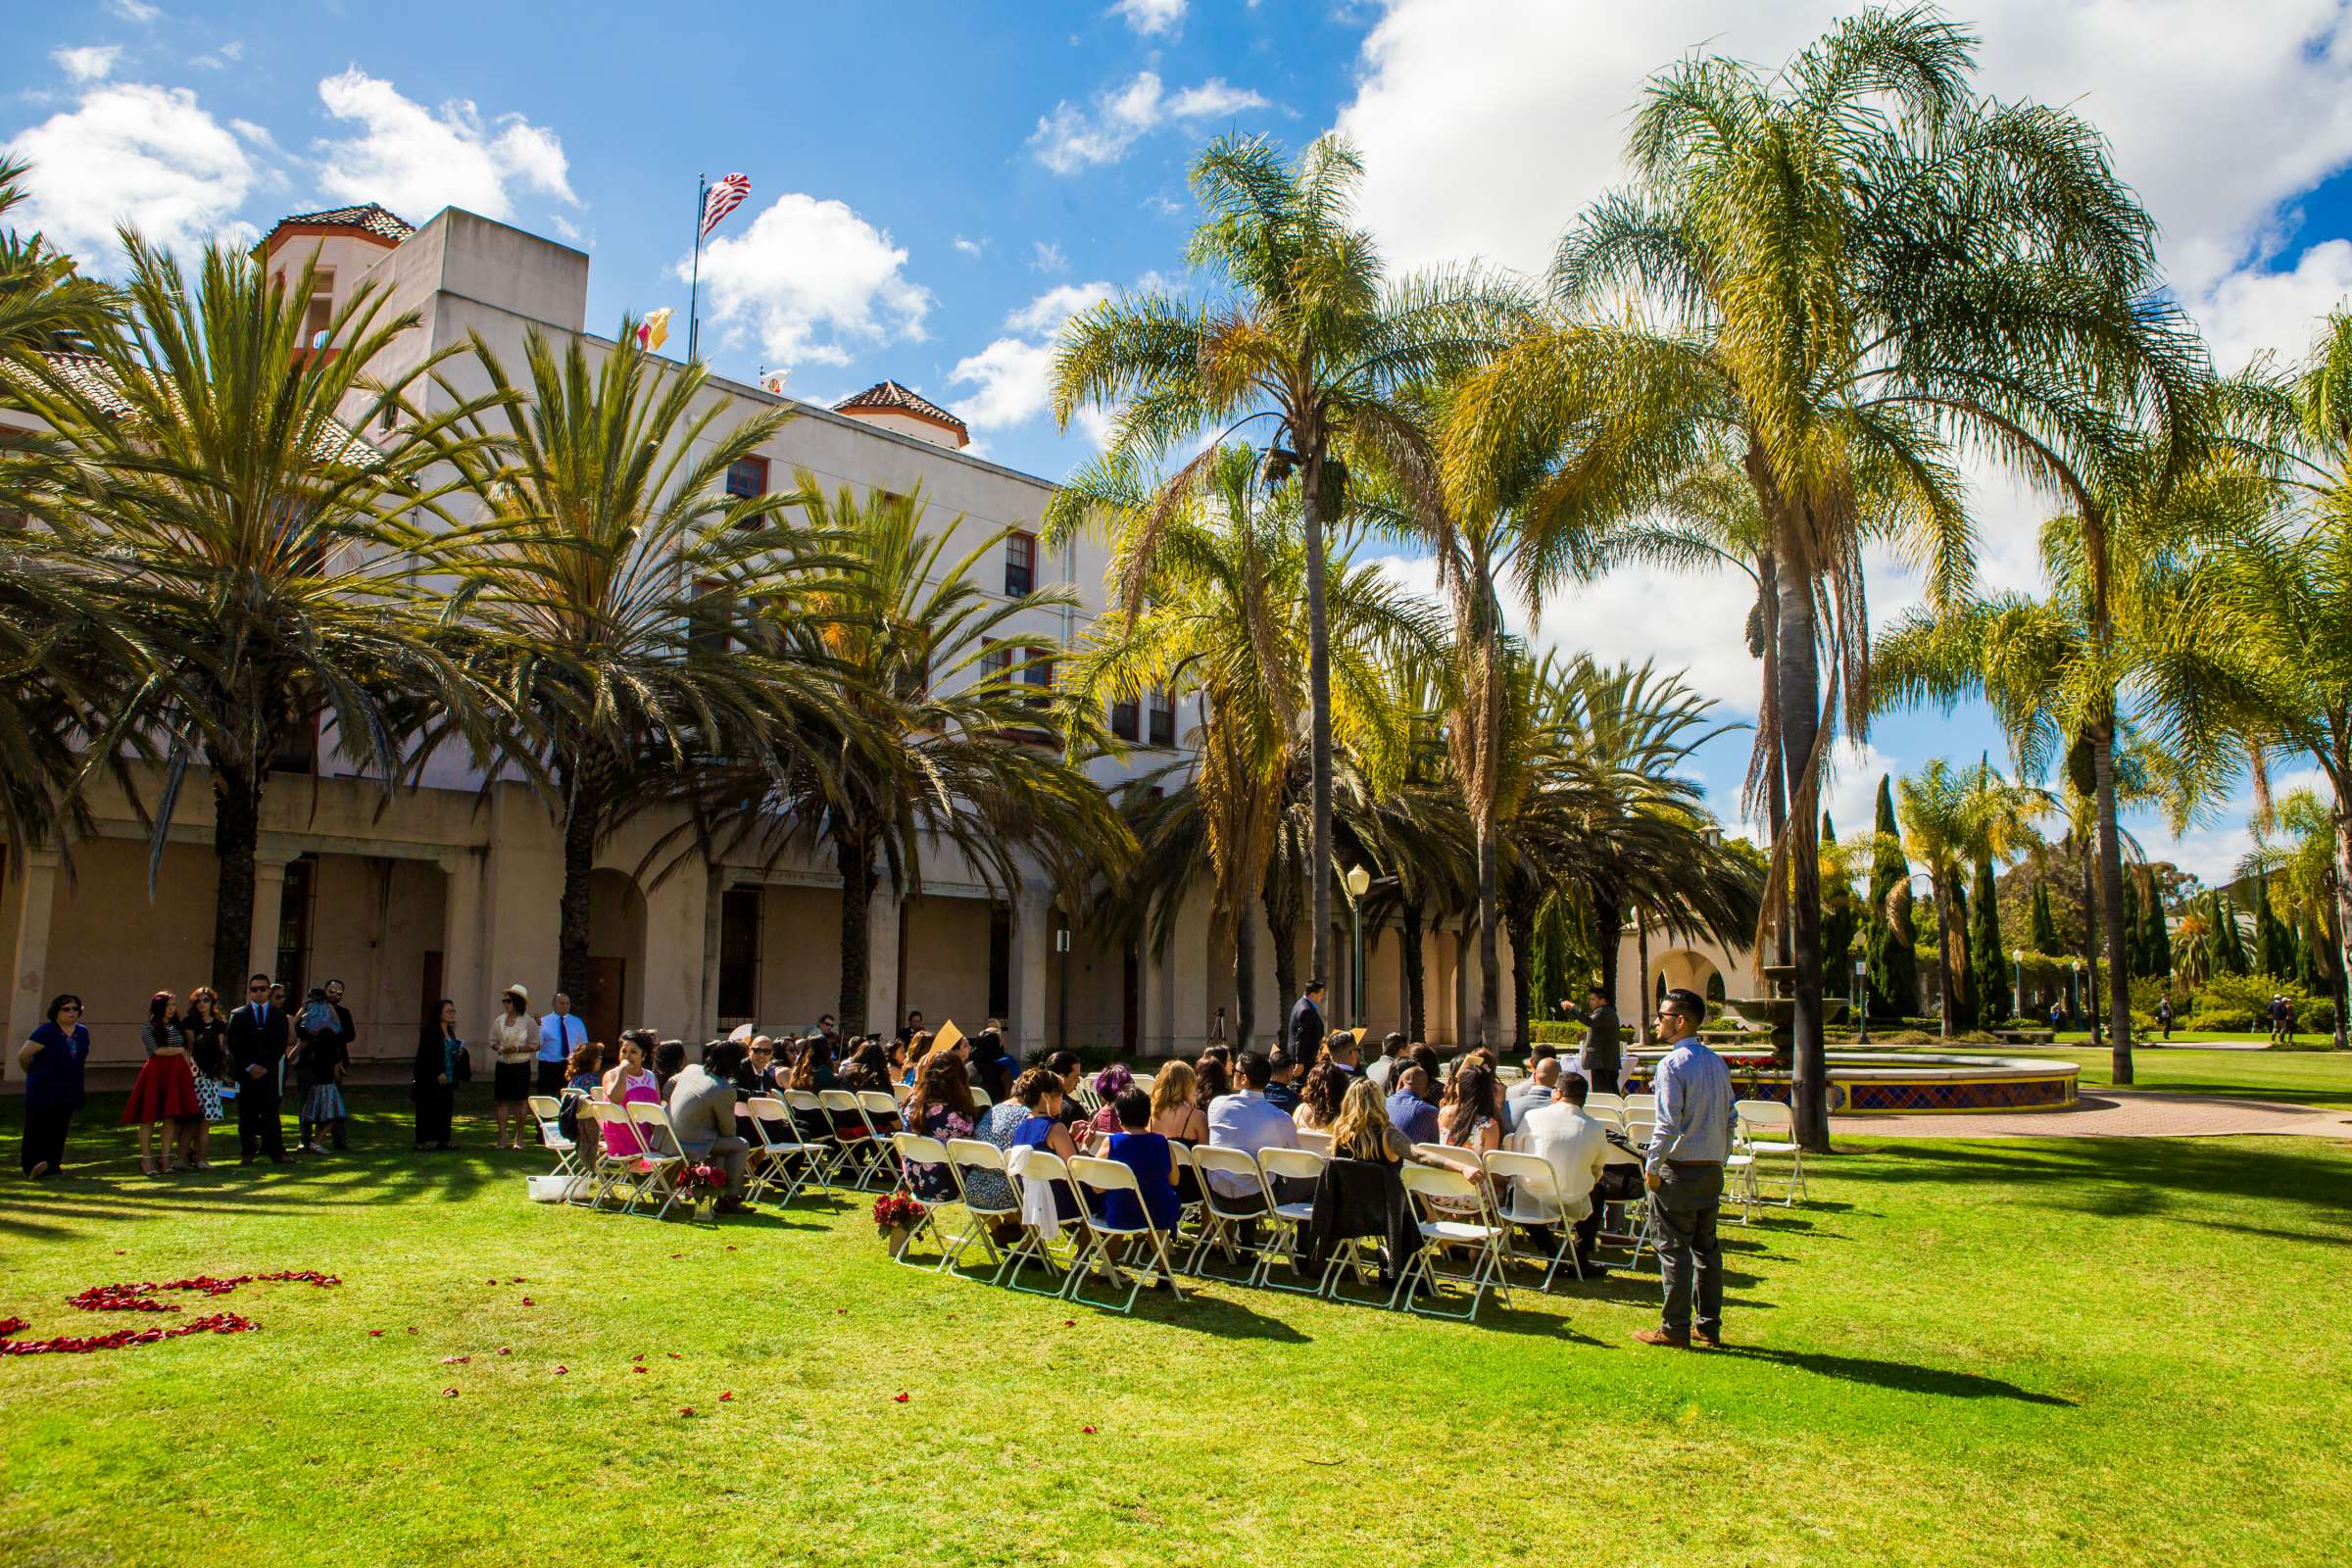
[1634,988,1734,1350]
[1564,985,1621,1094]
[1288,982,1326,1065]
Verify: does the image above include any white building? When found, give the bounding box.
[2,201,1515,1071]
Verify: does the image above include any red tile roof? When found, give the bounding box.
[263,203,416,248]
[832,379,969,445]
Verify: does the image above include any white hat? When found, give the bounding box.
[504,984,530,1005]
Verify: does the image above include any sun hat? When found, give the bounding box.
[504,984,530,1006]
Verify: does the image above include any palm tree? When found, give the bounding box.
[758,477,1133,1035]
[1893,760,2044,1039]
[1067,444,1438,1046]
[21,235,497,996]
[442,324,832,1005]
[1048,131,1522,999]
[1512,6,2201,1149]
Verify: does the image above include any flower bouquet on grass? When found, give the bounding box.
[872,1193,926,1251]
[681,1163,728,1220]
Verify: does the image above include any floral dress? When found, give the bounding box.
[907,1102,973,1202]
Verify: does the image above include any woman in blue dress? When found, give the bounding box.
[1098,1087,1181,1235]
[18,994,91,1177]
[1008,1068,1083,1219]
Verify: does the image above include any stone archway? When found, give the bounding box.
[1649,948,1725,1007]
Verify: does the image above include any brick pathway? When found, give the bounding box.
[1829,1090,2352,1140]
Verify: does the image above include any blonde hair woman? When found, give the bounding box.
[1148,1059,1207,1145]
[1327,1076,1413,1165]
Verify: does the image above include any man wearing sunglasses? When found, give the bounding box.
[227,973,292,1164]
[1633,988,1734,1349]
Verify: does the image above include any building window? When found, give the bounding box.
[304,272,335,348]
[1108,696,1139,742]
[1147,689,1176,748]
[275,856,315,1001]
[1004,530,1036,596]
[979,641,1011,684]
[725,455,769,500]
[689,578,732,655]
[1021,653,1054,710]
[717,887,761,1022]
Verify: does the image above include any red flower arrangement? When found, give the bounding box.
[682,1164,728,1193]
[871,1194,926,1236]
[0,1271,340,1357]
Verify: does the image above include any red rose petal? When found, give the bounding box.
[485,1278,497,1286]
[892,1393,909,1402]
[511,1277,525,1284]
[1082,1426,1096,1434]
[406,1327,418,1334]
[835,1308,846,1315]
[497,1347,511,1356]
[1063,1320,1076,1327]
[519,1297,534,1306]
[679,1406,694,1416]
[368,1329,384,1337]
[670,1253,681,1259]
[442,1387,458,1397]
[633,1366,647,1374]
[555,1365,568,1375]
[666,1352,680,1360]
[718,1392,733,1401]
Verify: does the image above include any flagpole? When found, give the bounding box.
[687,172,706,363]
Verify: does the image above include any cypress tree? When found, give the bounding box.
[1946,872,1979,1029]
[2121,872,2145,977]
[1820,812,1861,998]
[2255,871,2294,977]
[1866,776,1917,1020]
[2214,890,2250,977]
[2148,875,2173,978]
[1970,853,2007,1024]
[2294,915,2326,994]
[2031,879,2062,955]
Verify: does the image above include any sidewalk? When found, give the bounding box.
[1830,1090,2352,1140]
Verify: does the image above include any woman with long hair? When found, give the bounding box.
[1148,1060,1207,1145]
[596,1032,661,1158]
[1086,1062,1136,1135]
[903,1048,975,1201]
[1294,1061,1348,1133]
[1328,1075,1414,1165]
[414,1000,464,1151]
[124,991,202,1174]
[1190,1051,1230,1110]
[182,987,230,1152]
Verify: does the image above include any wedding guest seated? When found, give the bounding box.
[1319,1030,1362,1078]
[1192,1050,1232,1108]
[1366,1032,1408,1090]
[1294,1060,1348,1134]
[1264,1047,1302,1113]
[1086,1063,1136,1135]
[902,1048,977,1201]
[1044,1051,1089,1127]
[651,1040,688,1096]
[1503,1056,1562,1136]
[1206,1051,1298,1205]
[1149,1061,1208,1146]
[667,1040,755,1214]
[561,1041,605,1146]
[1386,1065,1441,1145]
[1009,1066,1084,1219]
[842,1039,892,1093]
[970,1025,1018,1102]
[1302,1076,1424,1280]
[1509,1071,1614,1277]
[735,1037,779,1097]
[1097,1088,1182,1240]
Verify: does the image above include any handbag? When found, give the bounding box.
[450,1037,472,1085]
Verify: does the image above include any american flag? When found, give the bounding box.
[701,173,751,237]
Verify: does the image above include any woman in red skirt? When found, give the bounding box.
[123,991,202,1174]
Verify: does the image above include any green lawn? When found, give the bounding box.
[4,1090,2350,1568]
[1900,1043,2352,1107]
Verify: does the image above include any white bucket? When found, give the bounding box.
[525,1174,578,1203]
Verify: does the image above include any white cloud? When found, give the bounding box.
[192,39,244,69]
[1110,0,1185,36]
[1030,70,1271,173]
[691,192,932,368]
[1336,0,2352,297]
[2193,239,2352,375]
[949,280,1116,434]
[1167,78,1269,120]
[1029,239,1068,273]
[107,0,161,22]
[953,233,985,258]
[4,81,258,261]
[228,118,278,152]
[1005,280,1112,336]
[312,69,576,224]
[52,45,121,82]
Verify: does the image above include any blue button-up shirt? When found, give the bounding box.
[538,1011,587,1064]
[1646,1036,1735,1172]
[1386,1087,1440,1145]
[1205,1089,1298,1197]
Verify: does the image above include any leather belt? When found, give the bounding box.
[1666,1158,1722,1167]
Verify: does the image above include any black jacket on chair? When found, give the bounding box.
[1302,1156,1416,1273]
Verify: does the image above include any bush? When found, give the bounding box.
[2180,973,2335,1034]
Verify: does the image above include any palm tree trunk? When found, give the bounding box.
[1634,906,1650,1048]
[1775,551,1831,1154]
[1299,442,1335,996]
[837,833,873,1036]
[1231,900,1257,1054]
[1401,901,1426,1042]
[1759,553,1791,969]
[1475,821,1500,1050]
[1505,890,1534,1054]
[2092,721,2134,1083]
[558,771,599,1007]
[210,759,262,998]
[1594,889,1623,1023]
[2329,754,2352,1051]
[2077,839,2102,1044]
[1265,878,1298,1039]
[1934,874,1956,1042]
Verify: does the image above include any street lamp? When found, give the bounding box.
[1852,953,1869,1046]
[2068,957,2082,1027]
[1345,863,1372,1027]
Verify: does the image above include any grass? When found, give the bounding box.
[4,1089,2350,1568]
[1884,1043,2352,1107]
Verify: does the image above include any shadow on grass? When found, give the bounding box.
[1847,1135,2352,1230]
[1715,1344,2076,1406]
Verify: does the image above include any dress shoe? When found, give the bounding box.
[1632,1327,1690,1348]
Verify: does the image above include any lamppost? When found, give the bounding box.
[1852,953,1869,1046]
[1345,863,1372,1028]
[2068,958,2081,1028]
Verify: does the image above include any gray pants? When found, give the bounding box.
[1654,1161,1723,1339]
[697,1136,750,1199]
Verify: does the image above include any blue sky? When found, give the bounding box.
[11,0,2352,885]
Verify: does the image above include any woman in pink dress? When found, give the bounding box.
[596,1033,661,1158]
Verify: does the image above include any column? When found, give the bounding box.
[1004,879,1053,1059]
[862,882,901,1037]
[7,848,60,1054]
[248,856,290,984]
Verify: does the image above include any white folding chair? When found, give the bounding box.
[526,1095,581,1183]
[967,1085,993,1113]
[1295,1128,1333,1156]
[1622,1093,1658,1123]
[945,1138,1021,1277]
[1065,1155,1187,1313]
[586,1102,647,1211]
[859,1091,908,1188]
[820,1090,886,1189]
[1002,1149,1084,1296]
[1165,1142,1205,1234]
[1392,1164,1514,1321]
[1184,1146,1278,1281]
[1252,1147,1328,1293]
[886,1134,956,1268]
[741,1096,819,1206]
[1483,1148,1586,1290]
[1736,1098,1807,1205]
[782,1091,848,1189]
[624,1102,691,1220]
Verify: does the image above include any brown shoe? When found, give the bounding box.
[1692,1330,1725,1349]
[1632,1328,1690,1348]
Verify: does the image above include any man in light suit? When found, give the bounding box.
[666,1040,753,1213]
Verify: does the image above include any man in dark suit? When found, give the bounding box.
[1565,984,1622,1094]
[1288,981,1326,1065]
[227,972,292,1164]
